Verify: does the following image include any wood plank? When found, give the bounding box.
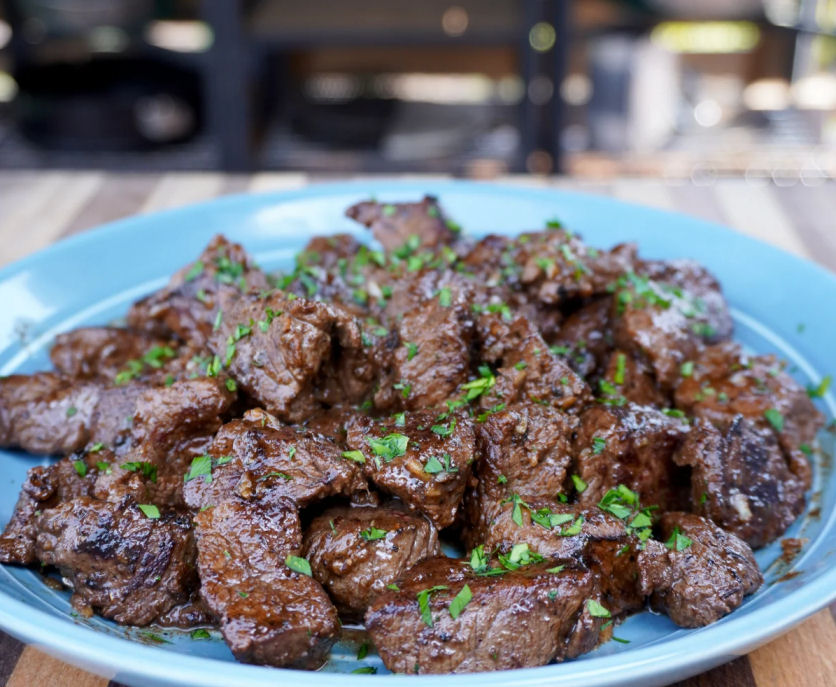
[6,647,109,687]
[139,173,225,214]
[61,174,160,237]
[748,610,836,686]
[0,172,103,266]
[0,632,24,685]
[712,180,809,258]
[669,656,757,687]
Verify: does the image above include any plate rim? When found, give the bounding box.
[0,178,834,687]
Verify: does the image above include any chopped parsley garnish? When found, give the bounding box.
[508,492,527,526]
[366,433,409,464]
[405,341,419,361]
[546,565,565,574]
[190,629,211,639]
[530,507,574,530]
[448,584,472,619]
[430,418,456,438]
[285,555,312,576]
[497,474,508,484]
[138,504,160,519]
[393,380,412,399]
[498,542,544,570]
[387,583,400,591]
[807,375,831,399]
[360,526,387,542]
[115,345,176,385]
[417,585,448,627]
[680,361,694,377]
[598,379,626,406]
[351,667,377,675]
[662,408,686,419]
[614,353,626,385]
[184,454,213,483]
[341,450,366,464]
[96,461,112,474]
[357,642,369,660]
[225,378,237,392]
[424,453,457,475]
[66,406,78,418]
[72,460,87,477]
[121,461,158,483]
[461,365,496,401]
[89,442,104,453]
[514,360,528,371]
[184,260,204,281]
[571,474,587,493]
[664,526,693,552]
[437,287,452,307]
[586,599,611,618]
[476,402,506,423]
[213,309,223,332]
[764,408,784,432]
[592,437,606,455]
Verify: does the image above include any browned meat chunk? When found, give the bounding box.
[303,505,440,620]
[574,403,688,509]
[0,450,103,564]
[611,261,733,390]
[34,496,197,625]
[183,409,367,511]
[208,291,368,421]
[194,498,339,668]
[464,404,575,543]
[94,378,234,508]
[345,410,476,528]
[480,335,591,413]
[673,417,809,548]
[674,341,823,454]
[49,327,176,383]
[127,235,269,345]
[346,196,459,253]
[365,556,603,674]
[638,512,762,627]
[599,350,667,407]
[473,312,540,365]
[0,372,142,455]
[551,297,614,379]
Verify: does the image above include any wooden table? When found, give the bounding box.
[0,172,834,687]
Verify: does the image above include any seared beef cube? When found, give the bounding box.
[183,409,367,511]
[303,505,440,620]
[194,498,339,667]
[0,450,103,564]
[473,312,540,365]
[599,350,667,407]
[638,512,762,627]
[94,378,234,508]
[385,295,473,411]
[674,341,823,454]
[517,231,637,304]
[365,557,602,674]
[640,259,733,343]
[49,327,175,382]
[346,196,459,253]
[208,291,367,422]
[611,261,732,390]
[472,500,650,617]
[0,372,141,455]
[156,592,217,628]
[673,417,809,548]
[127,235,269,345]
[345,410,476,528]
[464,404,575,543]
[480,335,591,413]
[574,404,688,510]
[34,497,197,625]
[551,297,614,379]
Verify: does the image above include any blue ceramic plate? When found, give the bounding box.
[0,181,834,687]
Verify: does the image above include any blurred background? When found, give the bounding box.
[0,0,834,179]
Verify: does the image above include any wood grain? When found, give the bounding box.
[0,174,834,687]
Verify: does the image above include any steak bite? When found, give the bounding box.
[551,297,614,379]
[464,404,575,543]
[611,261,733,390]
[480,334,591,413]
[0,449,104,564]
[183,409,367,511]
[573,403,689,510]
[0,372,142,455]
[674,341,823,453]
[365,556,603,674]
[638,512,762,627]
[673,417,809,548]
[346,196,460,253]
[94,378,234,508]
[345,410,477,529]
[127,235,270,346]
[303,505,440,620]
[599,350,667,407]
[208,291,368,422]
[49,327,175,382]
[194,498,339,668]
[34,496,197,626]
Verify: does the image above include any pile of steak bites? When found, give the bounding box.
[0,197,824,673]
